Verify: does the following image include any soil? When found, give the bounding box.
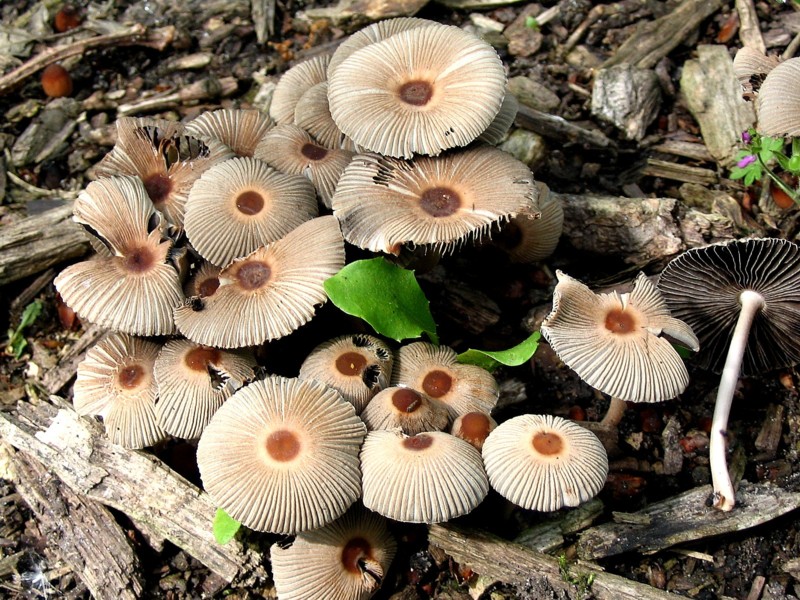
[2,0,800,599]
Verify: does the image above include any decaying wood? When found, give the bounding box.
[640,158,718,185]
[0,202,89,287]
[117,76,239,116]
[10,448,144,600]
[0,400,265,584]
[602,0,724,69]
[429,523,681,599]
[735,0,766,53]
[649,140,714,162]
[576,482,800,560]
[515,104,615,149]
[39,324,106,395]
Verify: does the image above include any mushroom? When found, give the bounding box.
[732,46,780,102]
[270,505,396,600]
[293,82,359,151]
[482,414,608,512]
[331,146,538,255]
[360,429,488,523]
[477,91,519,146]
[298,334,393,414]
[494,182,563,263]
[327,24,506,158]
[73,332,164,449]
[183,156,318,267]
[360,386,449,434]
[185,108,274,157]
[184,261,221,299]
[755,57,800,137]
[451,411,497,451]
[197,375,367,533]
[658,237,800,510]
[270,55,331,125]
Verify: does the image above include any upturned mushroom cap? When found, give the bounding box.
[298,334,393,414]
[391,342,499,420]
[360,430,488,523]
[185,108,274,157]
[732,46,780,101]
[482,414,608,512]
[270,505,397,600]
[197,376,366,533]
[54,176,183,336]
[74,333,165,449]
[331,147,538,254]
[327,24,506,158]
[294,82,359,151]
[360,386,449,434]
[658,237,800,375]
[154,339,256,439]
[270,55,331,125]
[756,57,800,137]
[451,411,497,451]
[174,216,345,348]
[184,156,318,267]
[541,271,699,403]
[495,182,563,263]
[477,91,519,145]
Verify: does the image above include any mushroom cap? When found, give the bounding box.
[254,123,354,209]
[184,261,221,299]
[541,271,699,403]
[154,339,256,439]
[360,430,488,523]
[756,57,800,137]
[451,411,497,451]
[174,216,345,348]
[477,91,519,145]
[197,376,367,534]
[184,156,318,267]
[331,147,538,254]
[294,82,359,151]
[658,237,800,375]
[270,55,331,125]
[327,24,506,158]
[391,342,499,420]
[732,46,780,100]
[298,334,394,414]
[483,414,607,512]
[185,108,274,157]
[270,505,396,600]
[360,386,449,434]
[54,176,183,336]
[495,182,563,263]
[74,333,165,449]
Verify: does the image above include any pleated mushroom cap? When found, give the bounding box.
[482,414,608,512]
[477,91,518,145]
[298,334,393,414]
[391,342,499,420]
[54,176,183,336]
[184,261,221,299]
[255,123,354,208]
[328,24,506,158]
[332,147,538,254]
[174,216,345,348]
[541,271,699,403]
[495,182,563,263]
[94,117,233,230]
[154,339,256,439]
[73,333,164,449]
[184,156,318,267]
[197,376,367,534]
[360,387,449,434]
[270,55,331,125]
[294,82,359,151]
[757,57,800,137]
[451,411,497,451]
[732,46,780,100]
[360,430,488,523]
[185,108,274,157]
[270,505,396,600]
[658,238,800,375]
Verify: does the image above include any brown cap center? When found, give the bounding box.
[458,412,491,442]
[341,537,372,574]
[399,80,433,106]
[235,261,271,291]
[143,172,172,206]
[265,429,301,462]
[419,187,461,218]
[118,364,145,389]
[604,308,637,334]
[422,369,452,398]
[184,346,221,372]
[236,190,265,216]
[335,351,367,376]
[532,431,563,456]
[392,388,422,413]
[402,433,433,451]
[301,143,328,161]
[198,276,220,297]
[124,247,155,273]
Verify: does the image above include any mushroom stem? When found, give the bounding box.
[709,289,765,511]
[599,397,627,429]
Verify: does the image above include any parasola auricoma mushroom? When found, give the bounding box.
[658,237,800,511]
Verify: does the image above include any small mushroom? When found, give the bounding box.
[732,46,780,102]
[494,182,563,263]
[451,411,497,451]
[294,82,359,151]
[755,57,800,137]
[360,386,449,434]
[185,108,274,157]
[270,55,331,125]
[477,91,519,146]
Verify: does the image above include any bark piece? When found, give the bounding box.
[507,76,560,113]
[296,0,428,31]
[736,0,766,53]
[640,158,718,185]
[576,481,800,560]
[591,65,661,140]
[39,325,106,395]
[754,404,784,459]
[515,104,615,149]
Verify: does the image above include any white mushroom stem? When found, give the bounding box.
[709,289,765,511]
[600,397,627,429]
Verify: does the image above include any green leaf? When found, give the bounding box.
[324,258,438,343]
[457,331,540,372]
[213,508,241,545]
[524,15,539,29]
[5,300,43,360]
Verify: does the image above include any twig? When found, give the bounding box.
[735,0,766,53]
[783,31,800,60]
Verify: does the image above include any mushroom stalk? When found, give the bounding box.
[600,397,627,429]
[709,290,765,511]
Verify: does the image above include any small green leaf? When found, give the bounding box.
[5,300,43,360]
[457,331,541,372]
[524,15,539,29]
[213,508,241,545]
[324,258,438,343]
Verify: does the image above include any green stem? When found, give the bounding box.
[757,154,800,204]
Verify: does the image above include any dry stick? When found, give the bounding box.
[735,0,766,53]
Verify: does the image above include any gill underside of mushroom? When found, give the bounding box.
[709,290,765,512]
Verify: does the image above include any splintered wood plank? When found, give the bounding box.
[577,482,800,560]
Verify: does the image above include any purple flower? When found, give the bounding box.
[737,154,756,168]
[741,130,752,144]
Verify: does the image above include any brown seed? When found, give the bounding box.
[41,64,73,98]
[54,4,82,32]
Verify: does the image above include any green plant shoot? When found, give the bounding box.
[730,129,799,203]
[457,331,540,372]
[324,258,438,343]
[5,300,43,359]
[524,15,539,29]
[213,508,241,545]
